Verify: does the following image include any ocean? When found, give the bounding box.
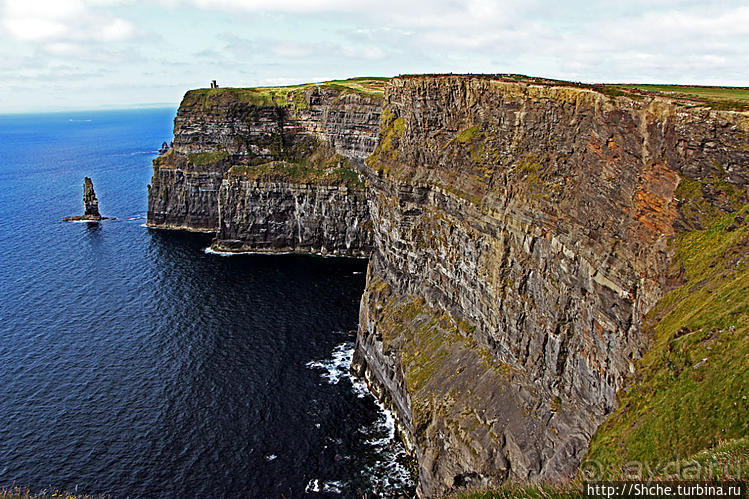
[0,109,414,497]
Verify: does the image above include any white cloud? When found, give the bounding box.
[342,45,385,60]
[270,41,314,58]
[92,17,135,41]
[44,41,84,56]
[1,0,136,46]
[1,0,748,112]
[163,0,532,28]
[265,39,386,61]
[540,4,749,83]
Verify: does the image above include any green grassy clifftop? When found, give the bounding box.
[181,76,387,110]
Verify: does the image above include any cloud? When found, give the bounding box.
[2,0,748,112]
[264,39,386,61]
[539,4,749,83]
[162,0,533,28]
[1,0,136,47]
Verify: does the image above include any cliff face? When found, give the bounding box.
[147,151,227,231]
[353,76,749,496]
[147,75,748,497]
[214,179,372,256]
[147,81,382,253]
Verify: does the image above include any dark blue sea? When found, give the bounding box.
[0,109,413,498]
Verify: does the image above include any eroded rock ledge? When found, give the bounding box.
[214,180,371,256]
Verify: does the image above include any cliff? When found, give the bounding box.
[147,75,748,497]
[215,179,371,256]
[353,76,748,496]
[146,78,383,254]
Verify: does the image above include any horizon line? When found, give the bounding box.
[0,103,179,117]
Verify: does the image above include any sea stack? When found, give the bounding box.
[63,177,114,221]
[82,177,100,217]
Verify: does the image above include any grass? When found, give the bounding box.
[372,294,458,395]
[446,482,583,499]
[445,180,747,496]
[599,84,749,111]
[447,438,748,497]
[186,150,229,166]
[445,438,748,498]
[366,278,515,454]
[152,147,174,167]
[677,437,749,479]
[397,74,749,111]
[183,77,388,110]
[227,146,365,189]
[450,126,492,165]
[585,204,749,476]
[0,487,94,499]
[366,108,405,172]
[455,126,482,144]
[616,84,749,102]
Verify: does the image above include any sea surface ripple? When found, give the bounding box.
[0,109,414,497]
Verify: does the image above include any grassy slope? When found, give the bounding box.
[585,203,749,476]
[183,75,749,113]
[170,78,386,187]
[616,84,749,101]
[0,489,93,499]
[449,483,583,499]
[398,73,749,111]
[228,154,365,189]
[448,216,749,494]
[447,439,749,498]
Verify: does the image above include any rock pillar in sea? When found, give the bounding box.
[62,177,113,221]
[83,177,101,218]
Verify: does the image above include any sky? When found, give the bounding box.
[1,0,748,113]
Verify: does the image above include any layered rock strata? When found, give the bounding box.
[214,180,371,256]
[353,76,749,496]
[147,83,382,253]
[63,177,114,221]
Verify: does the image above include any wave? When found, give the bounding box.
[203,246,368,259]
[306,342,415,494]
[203,247,294,257]
[305,341,354,385]
[305,479,344,494]
[65,219,114,223]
